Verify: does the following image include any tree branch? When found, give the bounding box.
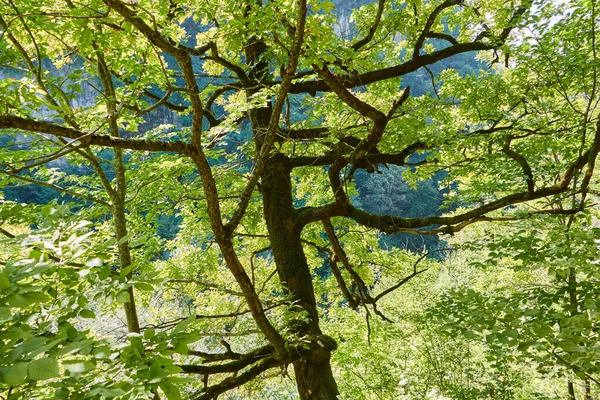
[0,170,110,206]
[289,42,493,94]
[322,219,359,309]
[413,0,462,59]
[102,0,210,57]
[298,144,594,232]
[178,345,273,375]
[224,0,308,235]
[502,135,535,195]
[193,356,283,400]
[352,0,386,51]
[425,32,459,46]
[0,116,191,154]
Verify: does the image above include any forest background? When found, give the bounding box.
[1,0,600,399]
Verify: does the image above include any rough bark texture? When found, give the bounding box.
[242,13,339,395]
[293,358,340,400]
[113,201,141,334]
[261,154,339,399]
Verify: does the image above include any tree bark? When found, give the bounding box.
[584,379,591,400]
[244,8,338,394]
[583,378,592,400]
[261,154,340,399]
[113,199,141,334]
[568,380,576,400]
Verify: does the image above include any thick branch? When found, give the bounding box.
[290,42,492,94]
[194,356,283,400]
[225,0,308,234]
[178,345,273,375]
[499,0,532,41]
[208,43,251,84]
[313,65,407,167]
[425,32,459,46]
[577,119,600,207]
[313,64,386,123]
[299,146,593,231]
[0,116,191,153]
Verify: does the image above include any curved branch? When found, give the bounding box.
[299,143,595,231]
[289,0,531,96]
[102,0,210,57]
[320,219,359,309]
[373,248,452,302]
[312,65,408,170]
[0,116,191,154]
[140,87,188,112]
[352,0,386,51]
[313,64,386,123]
[413,0,462,59]
[577,119,600,209]
[178,345,273,375]
[194,356,283,400]
[290,42,492,94]
[208,43,250,84]
[425,32,459,46]
[502,135,535,194]
[0,170,110,206]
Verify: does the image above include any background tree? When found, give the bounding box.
[1,0,599,399]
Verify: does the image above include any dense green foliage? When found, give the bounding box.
[1,0,600,399]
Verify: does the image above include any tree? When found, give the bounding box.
[0,0,599,399]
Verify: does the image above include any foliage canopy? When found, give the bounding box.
[0,0,599,399]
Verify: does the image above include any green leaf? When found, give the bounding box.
[505,329,519,338]
[0,307,12,320]
[116,234,132,246]
[63,360,96,373]
[116,291,130,303]
[80,309,96,319]
[55,340,94,357]
[561,343,587,353]
[0,272,10,289]
[28,357,60,380]
[99,265,112,280]
[55,388,70,399]
[134,282,154,291]
[160,381,181,400]
[95,387,127,398]
[144,328,156,339]
[173,339,188,355]
[0,362,28,385]
[6,291,51,308]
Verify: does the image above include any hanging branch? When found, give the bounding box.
[373,248,453,302]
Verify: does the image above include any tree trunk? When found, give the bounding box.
[568,380,576,400]
[293,359,339,400]
[262,154,340,399]
[113,200,141,334]
[584,379,591,400]
[245,17,338,396]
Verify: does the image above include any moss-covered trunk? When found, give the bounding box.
[261,154,339,399]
